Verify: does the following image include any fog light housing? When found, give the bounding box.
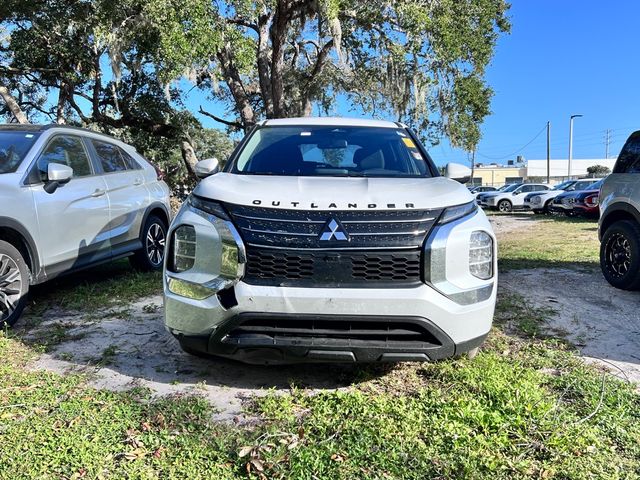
[469,231,493,280]
[170,225,196,273]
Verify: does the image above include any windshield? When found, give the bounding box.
[0,131,40,174]
[502,183,521,192]
[230,126,434,177]
[553,180,575,191]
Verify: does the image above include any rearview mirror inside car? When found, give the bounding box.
[195,158,220,179]
[444,163,472,183]
[44,163,73,194]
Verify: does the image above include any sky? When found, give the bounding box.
[187,0,640,167]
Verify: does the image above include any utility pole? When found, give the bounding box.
[546,121,551,184]
[568,114,583,178]
[604,129,611,158]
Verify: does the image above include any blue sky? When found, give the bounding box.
[188,0,639,166]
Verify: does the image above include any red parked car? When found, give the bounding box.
[572,178,606,218]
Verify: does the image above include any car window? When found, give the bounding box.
[36,135,92,182]
[92,140,127,173]
[574,181,595,190]
[119,147,142,170]
[614,132,640,174]
[0,131,41,174]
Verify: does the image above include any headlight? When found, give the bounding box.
[469,231,493,280]
[188,195,229,220]
[438,201,478,225]
[169,225,196,273]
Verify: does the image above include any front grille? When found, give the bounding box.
[222,315,443,348]
[245,247,422,287]
[224,203,442,249]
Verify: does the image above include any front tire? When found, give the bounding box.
[0,240,29,327]
[130,215,168,272]
[600,220,640,290]
[498,200,512,213]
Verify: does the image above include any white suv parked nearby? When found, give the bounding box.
[0,125,171,326]
[164,117,498,364]
[480,183,550,212]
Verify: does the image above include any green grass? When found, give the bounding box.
[25,259,162,316]
[497,215,600,270]
[1,292,639,479]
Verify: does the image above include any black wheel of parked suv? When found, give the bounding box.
[498,200,512,213]
[600,220,640,290]
[0,240,29,327]
[130,215,168,272]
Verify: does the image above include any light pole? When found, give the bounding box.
[568,114,583,178]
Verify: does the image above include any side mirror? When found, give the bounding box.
[444,163,472,183]
[44,163,73,194]
[194,158,220,179]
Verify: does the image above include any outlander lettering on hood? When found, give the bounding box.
[251,200,416,209]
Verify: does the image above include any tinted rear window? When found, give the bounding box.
[614,132,640,173]
[0,131,41,174]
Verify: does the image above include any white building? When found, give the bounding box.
[526,159,616,179]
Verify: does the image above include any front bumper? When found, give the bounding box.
[164,203,497,364]
[165,281,495,364]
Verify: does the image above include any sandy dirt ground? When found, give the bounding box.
[18,214,639,421]
[21,298,366,422]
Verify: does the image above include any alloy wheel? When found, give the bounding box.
[146,223,166,267]
[498,201,511,213]
[0,254,22,322]
[605,232,632,278]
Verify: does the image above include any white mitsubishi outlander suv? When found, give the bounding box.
[0,124,171,326]
[164,117,497,364]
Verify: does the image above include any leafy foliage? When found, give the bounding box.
[1,0,511,164]
[586,164,611,177]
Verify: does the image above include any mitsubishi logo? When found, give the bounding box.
[319,217,350,242]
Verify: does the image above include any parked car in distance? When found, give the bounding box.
[481,183,550,212]
[572,178,606,218]
[524,179,598,214]
[164,117,497,364]
[469,185,498,198]
[476,184,515,205]
[0,124,171,326]
[599,130,640,290]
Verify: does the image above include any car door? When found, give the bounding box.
[88,139,149,255]
[29,134,111,275]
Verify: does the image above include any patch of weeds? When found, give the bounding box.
[26,323,87,352]
[142,303,161,314]
[57,351,74,361]
[28,259,162,314]
[98,344,119,365]
[495,290,557,337]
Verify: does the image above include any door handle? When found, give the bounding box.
[133,178,143,186]
[91,189,106,197]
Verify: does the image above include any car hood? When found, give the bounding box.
[194,173,473,210]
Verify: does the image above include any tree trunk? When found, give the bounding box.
[0,85,29,124]
[257,13,274,117]
[181,136,199,177]
[270,0,290,117]
[217,48,256,131]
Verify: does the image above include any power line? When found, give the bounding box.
[476,124,547,160]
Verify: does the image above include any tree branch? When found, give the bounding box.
[0,85,29,123]
[198,106,243,129]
